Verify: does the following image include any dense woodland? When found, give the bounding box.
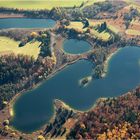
[43,102,75,138]
[88,48,108,79]
[0,53,55,109]
[67,87,140,139]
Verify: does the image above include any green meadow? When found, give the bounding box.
[0,36,40,59]
[0,0,87,10]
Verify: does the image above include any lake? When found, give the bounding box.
[11,46,140,133]
[62,39,91,54]
[0,18,56,29]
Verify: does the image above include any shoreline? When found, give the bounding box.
[1,46,138,138]
[8,48,118,134]
[8,45,139,136]
[8,57,82,132]
[0,14,25,19]
[2,31,81,135]
[101,47,121,78]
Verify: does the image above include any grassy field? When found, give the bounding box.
[126,29,140,36]
[67,21,111,41]
[90,30,110,41]
[81,0,105,8]
[0,0,106,10]
[0,0,139,10]
[67,22,84,30]
[124,0,140,6]
[0,0,87,10]
[107,25,119,34]
[89,20,119,33]
[131,19,140,26]
[67,21,104,30]
[0,36,41,59]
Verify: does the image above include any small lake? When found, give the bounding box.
[11,46,140,133]
[0,18,56,29]
[63,39,91,54]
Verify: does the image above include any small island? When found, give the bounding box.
[79,76,92,87]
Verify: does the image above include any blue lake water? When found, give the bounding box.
[11,46,140,133]
[0,18,56,29]
[63,39,91,54]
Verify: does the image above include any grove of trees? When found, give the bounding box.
[67,87,140,139]
[0,52,55,110]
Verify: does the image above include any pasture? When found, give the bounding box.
[67,21,111,41]
[126,29,140,36]
[0,0,87,10]
[0,36,40,59]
